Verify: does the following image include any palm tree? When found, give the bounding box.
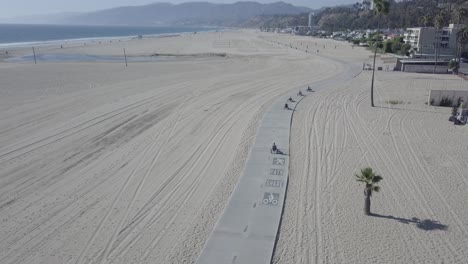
[370,0,390,108]
[419,15,431,58]
[355,167,383,215]
[433,13,444,74]
[419,15,432,27]
[453,6,467,25]
[353,2,362,12]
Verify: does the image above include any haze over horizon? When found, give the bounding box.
[1,0,357,19]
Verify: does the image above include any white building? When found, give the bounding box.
[362,0,374,11]
[404,24,466,58]
[308,12,315,28]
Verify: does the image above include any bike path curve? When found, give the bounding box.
[196,49,362,264]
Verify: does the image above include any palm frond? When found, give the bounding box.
[381,1,390,15]
[372,175,383,183]
[356,167,383,193]
[361,167,374,177]
[373,0,390,16]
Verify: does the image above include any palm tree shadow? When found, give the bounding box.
[370,213,448,231]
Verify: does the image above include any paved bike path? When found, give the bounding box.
[195,87,307,264]
[196,57,361,264]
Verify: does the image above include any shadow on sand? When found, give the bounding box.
[370,213,448,231]
[271,150,289,156]
[375,106,445,115]
[283,107,297,112]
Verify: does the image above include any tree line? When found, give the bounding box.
[315,0,468,31]
[248,0,468,31]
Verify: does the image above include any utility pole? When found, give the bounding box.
[32,47,37,64]
[370,45,377,107]
[123,48,128,67]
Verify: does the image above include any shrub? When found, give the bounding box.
[383,41,393,53]
[400,43,411,56]
[386,100,403,105]
[391,41,402,53]
[448,60,459,73]
[440,97,453,107]
[452,106,458,116]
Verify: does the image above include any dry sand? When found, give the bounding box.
[0,30,467,264]
[267,37,468,263]
[0,31,343,264]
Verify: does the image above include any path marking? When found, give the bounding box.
[269,168,284,176]
[265,179,284,188]
[262,193,279,205]
[272,158,285,165]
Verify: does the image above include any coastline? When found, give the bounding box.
[0,24,224,53]
[0,28,227,62]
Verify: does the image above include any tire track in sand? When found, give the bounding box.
[73,96,187,264]
[96,95,194,264]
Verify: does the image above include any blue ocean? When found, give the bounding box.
[0,24,218,46]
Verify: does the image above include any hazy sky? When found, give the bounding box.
[0,0,357,19]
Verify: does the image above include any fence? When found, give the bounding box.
[429,90,468,106]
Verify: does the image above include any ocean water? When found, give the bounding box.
[0,24,218,46]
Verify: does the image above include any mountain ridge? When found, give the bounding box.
[46,1,312,26]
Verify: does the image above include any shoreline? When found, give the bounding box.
[0,27,224,50]
[0,29,229,62]
[5,52,228,63]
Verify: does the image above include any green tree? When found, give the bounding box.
[355,167,383,215]
[394,36,405,43]
[453,6,468,24]
[297,0,468,32]
[370,0,390,107]
[419,15,432,27]
[448,60,460,73]
[383,40,393,53]
[400,43,412,56]
[391,41,402,53]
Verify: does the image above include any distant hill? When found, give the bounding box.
[53,1,312,26]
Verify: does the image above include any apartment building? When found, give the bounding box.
[404,24,465,59]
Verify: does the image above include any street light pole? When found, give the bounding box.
[32,47,37,64]
[370,43,377,107]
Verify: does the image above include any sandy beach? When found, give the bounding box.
[1,30,467,263]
